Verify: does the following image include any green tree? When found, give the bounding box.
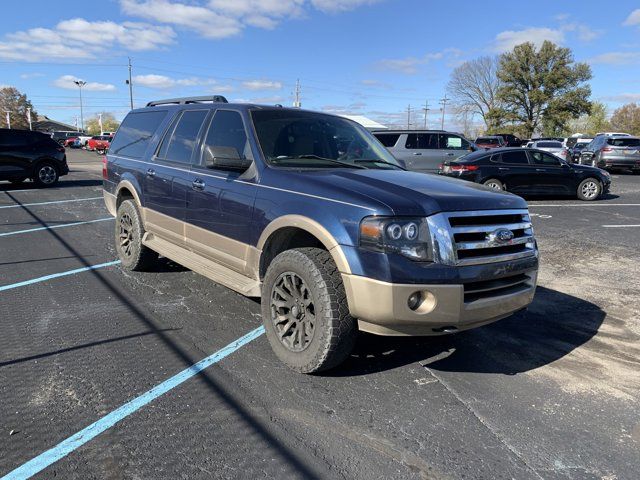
[567,101,610,136]
[85,112,120,135]
[609,103,640,135]
[496,41,592,137]
[0,87,36,130]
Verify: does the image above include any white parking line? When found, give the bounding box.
[0,197,102,210]
[529,203,640,207]
[602,224,640,228]
[0,218,113,237]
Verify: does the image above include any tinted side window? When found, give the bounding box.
[405,133,437,149]
[201,110,249,162]
[530,151,561,166]
[439,134,468,150]
[501,150,530,165]
[375,133,400,147]
[110,111,167,159]
[157,110,208,164]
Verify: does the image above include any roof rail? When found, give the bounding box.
[146,95,229,107]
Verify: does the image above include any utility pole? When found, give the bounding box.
[422,100,430,129]
[26,107,32,130]
[74,79,87,132]
[127,57,134,110]
[74,116,79,132]
[439,95,449,130]
[293,79,301,108]
[4,110,10,129]
[407,104,411,129]
[98,113,103,134]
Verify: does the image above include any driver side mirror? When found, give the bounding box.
[203,145,252,171]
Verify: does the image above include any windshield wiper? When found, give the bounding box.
[272,155,367,169]
[353,159,406,170]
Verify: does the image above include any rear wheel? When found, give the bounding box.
[262,247,357,373]
[115,200,159,270]
[577,178,601,201]
[32,162,59,187]
[483,178,504,191]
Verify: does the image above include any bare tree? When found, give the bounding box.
[446,56,501,130]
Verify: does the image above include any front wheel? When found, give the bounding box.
[115,200,159,270]
[577,178,602,201]
[262,247,357,373]
[483,178,504,191]
[32,162,59,187]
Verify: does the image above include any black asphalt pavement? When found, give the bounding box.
[1,150,638,479]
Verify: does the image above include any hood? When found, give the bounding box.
[570,164,605,173]
[268,168,527,216]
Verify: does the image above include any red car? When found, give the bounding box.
[63,136,79,147]
[87,135,112,152]
[475,136,506,149]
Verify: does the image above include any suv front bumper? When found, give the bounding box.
[342,271,537,336]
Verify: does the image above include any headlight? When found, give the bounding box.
[360,217,431,261]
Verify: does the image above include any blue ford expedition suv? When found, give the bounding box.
[103,96,538,373]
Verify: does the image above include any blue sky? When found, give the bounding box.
[1,0,639,130]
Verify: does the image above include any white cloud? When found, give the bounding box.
[241,80,282,90]
[53,75,116,91]
[623,9,640,26]
[589,52,640,65]
[249,95,285,104]
[133,74,217,89]
[310,0,381,13]
[561,23,603,42]
[492,27,565,53]
[601,93,640,103]
[20,72,45,79]
[375,49,461,74]
[0,18,174,61]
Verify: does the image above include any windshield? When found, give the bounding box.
[607,137,640,147]
[476,137,499,145]
[251,109,402,169]
[537,141,562,148]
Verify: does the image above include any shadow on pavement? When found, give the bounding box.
[331,286,605,377]
[0,179,103,191]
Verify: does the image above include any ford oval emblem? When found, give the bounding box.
[487,228,514,244]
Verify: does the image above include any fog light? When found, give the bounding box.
[408,292,422,310]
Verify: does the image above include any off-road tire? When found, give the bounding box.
[32,161,59,187]
[262,247,357,374]
[577,178,602,201]
[115,200,158,271]
[483,178,504,191]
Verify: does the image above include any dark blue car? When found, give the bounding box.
[103,96,539,373]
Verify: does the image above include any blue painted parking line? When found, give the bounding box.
[0,197,102,210]
[0,218,113,237]
[0,260,121,293]
[1,326,266,480]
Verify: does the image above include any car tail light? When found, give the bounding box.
[602,147,613,152]
[102,156,108,180]
[450,164,479,172]
[438,163,444,170]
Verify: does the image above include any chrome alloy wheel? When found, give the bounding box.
[270,272,316,352]
[38,165,57,184]
[118,212,134,258]
[581,180,599,199]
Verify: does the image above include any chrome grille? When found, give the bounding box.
[426,209,537,266]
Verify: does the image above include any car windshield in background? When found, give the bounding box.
[537,141,563,148]
[607,138,640,147]
[251,109,402,169]
[477,137,499,145]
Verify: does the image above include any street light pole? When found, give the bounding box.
[4,110,10,129]
[74,80,87,132]
[26,107,32,130]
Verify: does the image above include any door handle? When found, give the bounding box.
[192,179,205,191]
[535,168,546,172]
[146,168,156,178]
[412,152,422,156]
[498,167,510,171]
[446,153,455,156]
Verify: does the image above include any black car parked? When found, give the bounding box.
[439,147,611,201]
[0,129,69,187]
[494,133,523,147]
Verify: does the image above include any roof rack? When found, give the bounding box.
[146,95,229,107]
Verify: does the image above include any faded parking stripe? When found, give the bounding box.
[0,197,102,210]
[0,218,113,237]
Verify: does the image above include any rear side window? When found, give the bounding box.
[201,110,249,162]
[109,110,167,159]
[374,133,400,147]
[439,134,469,150]
[501,150,529,164]
[405,133,437,149]
[607,138,640,147]
[157,110,208,164]
[530,151,561,166]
